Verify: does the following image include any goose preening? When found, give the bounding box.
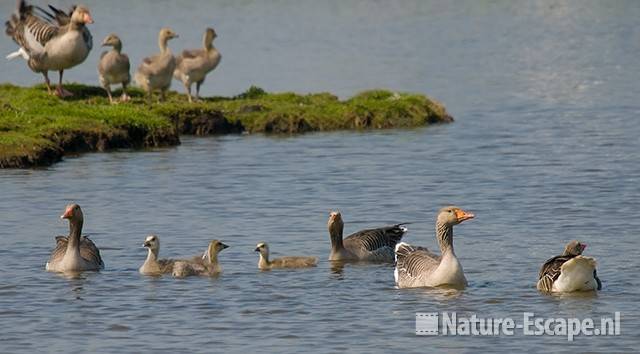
[172,240,229,277]
[5,1,93,97]
[98,33,130,103]
[45,204,104,272]
[254,242,318,270]
[139,235,175,275]
[394,206,474,289]
[173,27,221,102]
[537,240,602,293]
[134,27,178,104]
[327,211,407,262]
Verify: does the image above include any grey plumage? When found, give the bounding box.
[537,240,602,292]
[98,33,130,103]
[135,27,178,104]
[173,27,221,102]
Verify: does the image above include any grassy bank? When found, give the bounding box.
[0,84,453,168]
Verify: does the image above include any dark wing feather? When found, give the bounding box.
[395,243,440,278]
[343,224,407,252]
[5,2,60,52]
[50,235,104,269]
[537,254,576,292]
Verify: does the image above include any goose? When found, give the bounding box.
[394,206,474,289]
[327,211,407,262]
[173,27,221,102]
[537,240,602,293]
[254,242,318,270]
[134,27,178,104]
[139,235,175,275]
[172,240,229,277]
[5,1,93,97]
[98,33,130,103]
[45,204,104,272]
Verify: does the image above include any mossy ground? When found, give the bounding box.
[0,83,452,167]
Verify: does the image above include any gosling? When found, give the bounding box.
[254,242,318,270]
[172,240,229,277]
[139,235,175,275]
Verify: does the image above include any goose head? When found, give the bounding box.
[142,235,160,255]
[204,27,217,46]
[71,5,94,25]
[254,242,269,257]
[101,33,122,48]
[159,28,179,42]
[327,210,344,236]
[61,203,84,223]
[437,206,474,226]
[563,240,586,256]
[203,240,229,262]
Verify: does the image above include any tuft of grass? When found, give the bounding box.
[0,83,452,167]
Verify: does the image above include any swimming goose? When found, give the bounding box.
[394,206,474,289]
[254,242,318,270]
[45,204,104,272]
[172,240,229,277]
[5,1,93,97]
[134,27,178,104]
[98,33,130,103]
[537,240,602,293]
[173,27,221,102]
[327,211,407,262]
[139,235,175,275]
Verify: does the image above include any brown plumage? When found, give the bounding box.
[172,240,229,277]
[327,211,407,262]
[139,235,175,275]
[134,27,178,104]
[98,33,130,103]
[173,27,221,102]
[254,242,318,270]
[537,240,602,292]
[5,1,93,97]
[46,204,104,272]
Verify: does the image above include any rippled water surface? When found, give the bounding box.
[1,1,640,353]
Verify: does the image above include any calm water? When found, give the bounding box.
[1,1,640,353]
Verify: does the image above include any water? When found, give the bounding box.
[1,1,640,352]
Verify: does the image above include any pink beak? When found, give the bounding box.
[84,13,94,24]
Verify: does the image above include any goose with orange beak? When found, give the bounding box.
[394,206,474,289]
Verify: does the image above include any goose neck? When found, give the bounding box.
[436,221,454,255]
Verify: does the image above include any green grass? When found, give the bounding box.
[0,83,452,167]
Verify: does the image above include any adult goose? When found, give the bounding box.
[254,242,318,270]
[45,204,104,272]
[394,206,474,289]
[139,235,175,275]
[173,27,221,102]
[537,240,602,293]
[327,211,407,262]
[5,1,93,97]
[172,240,229,277]
[135,27,178,104]
[98,33,130,103]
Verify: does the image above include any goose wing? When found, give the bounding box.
[537,254,575,292]
[394,242,441,280]
[6,1,61,55]
[50,235,104,269]
[343,224,407,252]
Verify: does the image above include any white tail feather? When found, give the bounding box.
[6,47,29,60]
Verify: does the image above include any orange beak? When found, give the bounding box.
[61,208,73,219]
[454,209,475,222]
[84,13,94,24]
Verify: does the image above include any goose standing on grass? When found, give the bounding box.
[327,211,407,262]
[45,204,104,272]
[5,1,93,97]
[98,33,130,103]
[537,240,602,293]
[173,27,221,102]
[172,240,229,277]
[139,235,175,275]
[254,242,318,270]
[135,27,178,104]
[394,206,474,289]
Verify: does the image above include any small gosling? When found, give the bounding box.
[172,240,229,277]
[254,242,318,270]
[139,235,175,275]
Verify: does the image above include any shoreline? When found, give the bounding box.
[0,84,453,168]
